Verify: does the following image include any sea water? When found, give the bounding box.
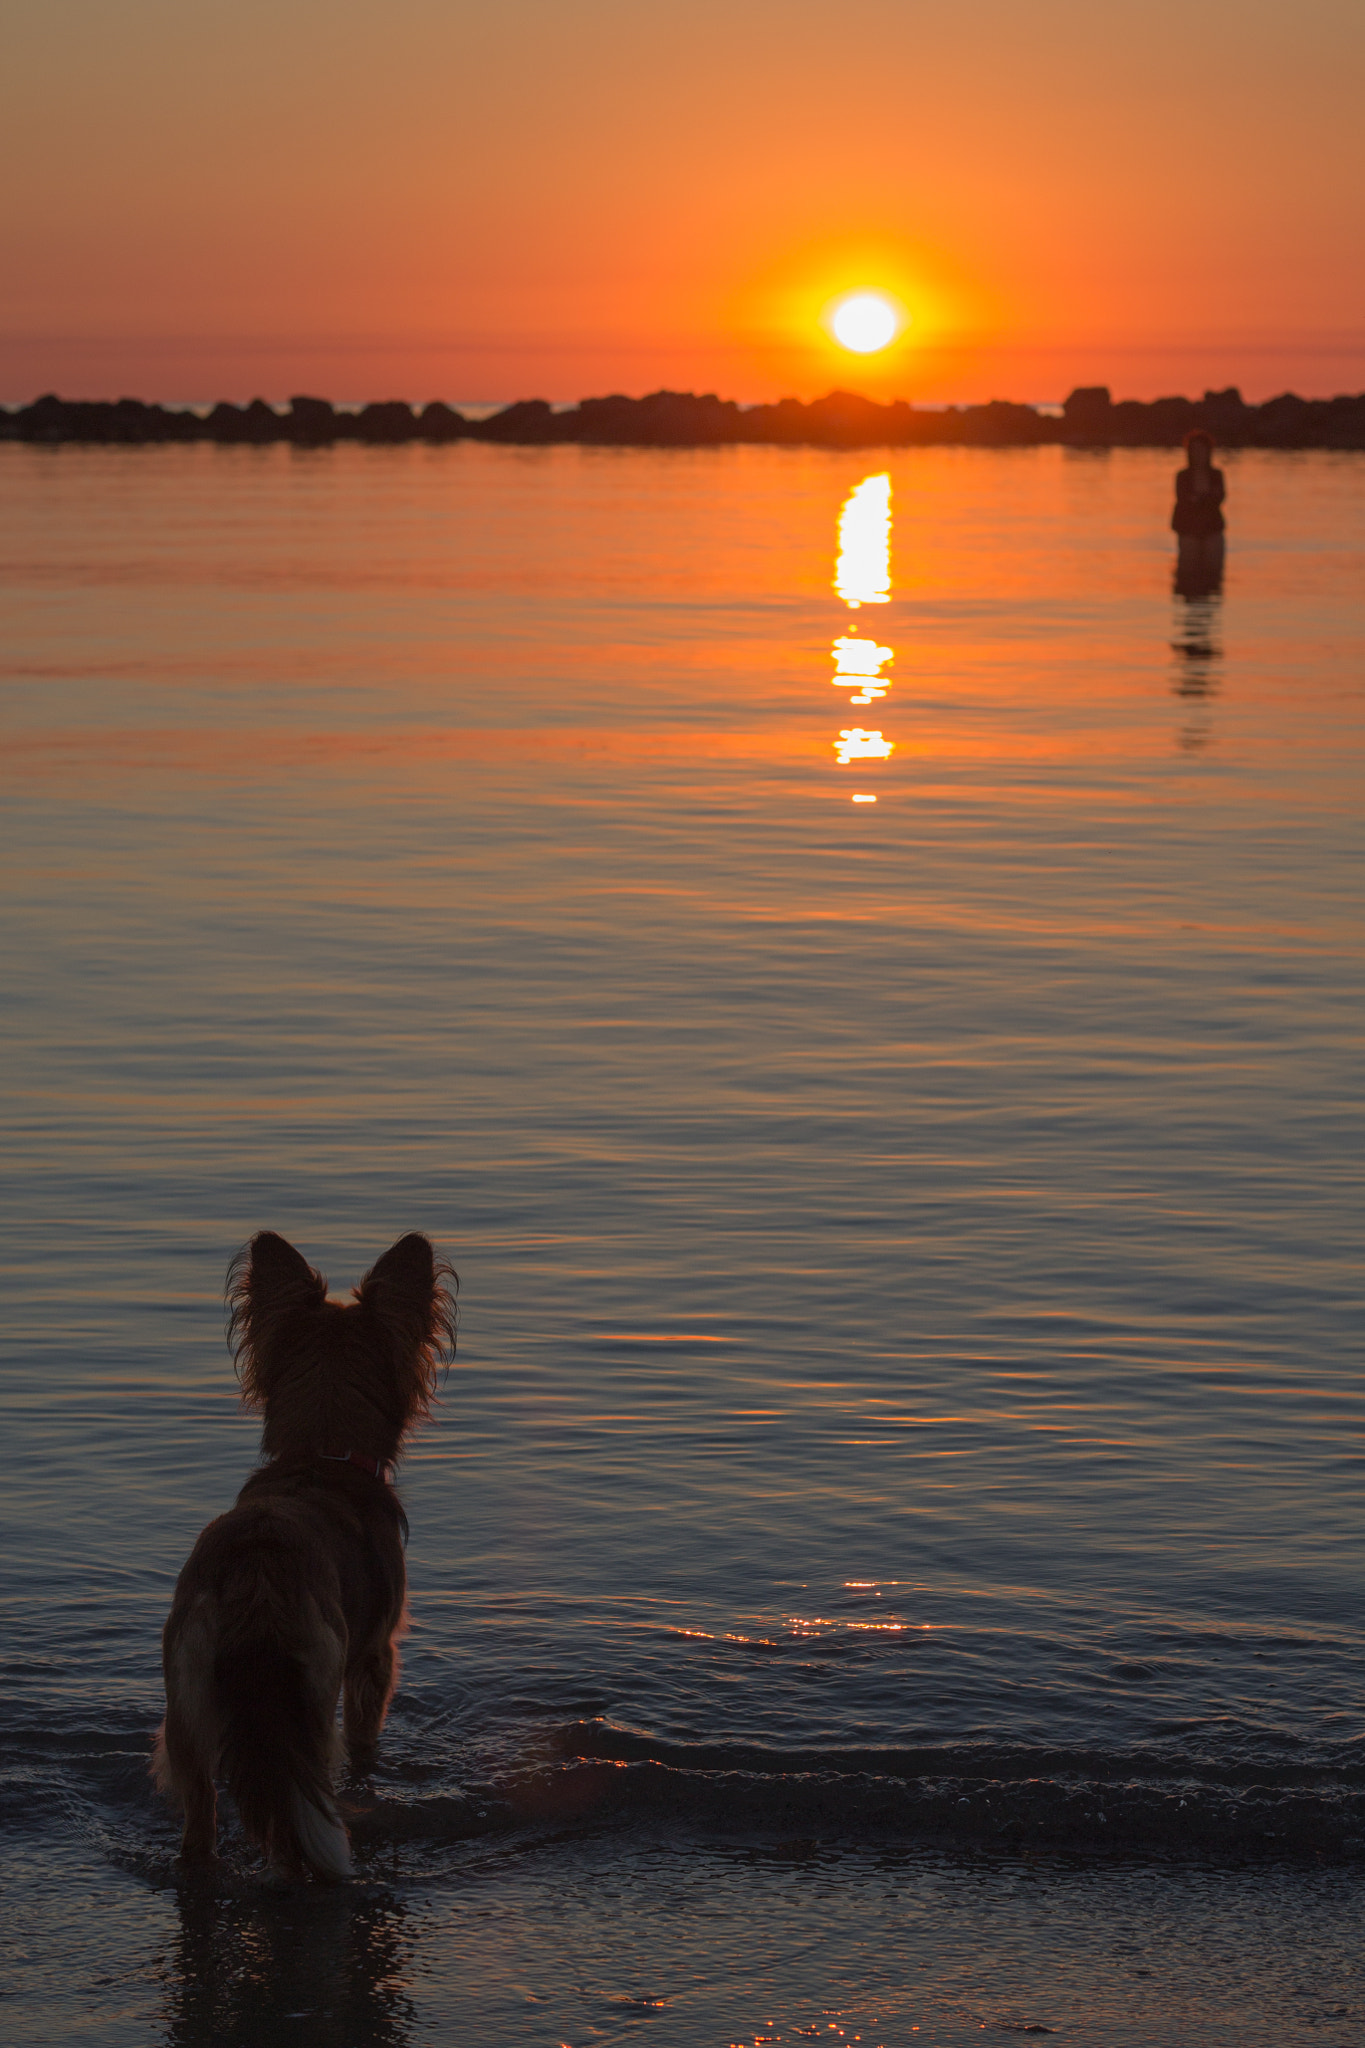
[0,440,1361,2045]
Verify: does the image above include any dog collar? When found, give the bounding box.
[317,1448,389,1481]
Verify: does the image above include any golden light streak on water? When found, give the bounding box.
[833,475,895,796]
[835,727,894,764]
[834,473,891,607]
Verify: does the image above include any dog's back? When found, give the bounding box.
[153,1231,453,1879]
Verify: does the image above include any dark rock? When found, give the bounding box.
[1063,386,1112,430]
[1197,387,1250,440]
[19,394,79,440]
[355,400,417,442]
[1257,392,1310,446]
[289,395,337,440]
[805,389,893,444]
[206,401,248,439]
[477,398,557,442]
[241,398,282,441]
[958,399,1050,445]
[739,396,812,444]
[13,395,134,441]
[1148,395,1197,433]
[566,390,741,445]
[418,401,467,440]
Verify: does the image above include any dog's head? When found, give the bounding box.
[226,1231,456,1465]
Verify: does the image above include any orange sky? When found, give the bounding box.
[3,0,1362,406]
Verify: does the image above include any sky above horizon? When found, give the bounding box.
[3,0,1362,407]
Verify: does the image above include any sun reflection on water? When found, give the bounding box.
[831,475,895,795]
[835,728,894,765]
[834,474,891,608]
[832,634,894,704]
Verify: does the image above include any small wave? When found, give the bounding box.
[12,1706,1364,1872]
[343,1721,1365,1865]
[550,1719,1365,1787]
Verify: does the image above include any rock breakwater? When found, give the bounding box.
[5,383,1364,449]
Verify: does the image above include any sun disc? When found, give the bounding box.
[831,292,901,354]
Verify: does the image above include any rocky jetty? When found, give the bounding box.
[4,384,1364,449]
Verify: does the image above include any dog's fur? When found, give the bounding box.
[152,1231,455,1879]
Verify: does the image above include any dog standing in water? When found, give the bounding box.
[153,1231,455,1878]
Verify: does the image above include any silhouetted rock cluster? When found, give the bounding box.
[4,384,1364,449]
[1058,384,1365,446]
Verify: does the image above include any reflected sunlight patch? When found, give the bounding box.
[833,633,893,703]
[830,474,895,791]
[832,635,894,679]
[835,728,894,765]
[835,474,891,607]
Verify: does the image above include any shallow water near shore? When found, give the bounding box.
[1,440,1362,2044]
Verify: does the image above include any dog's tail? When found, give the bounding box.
[213,1590,351,1882]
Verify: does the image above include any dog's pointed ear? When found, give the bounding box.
[356,1234,456,1419]
[364,1232,436,1301]
[226,1231,328,1403]
[356,1234,440,1352]
[249,1231,326,1308]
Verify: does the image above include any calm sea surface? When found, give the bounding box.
[1,441,1362,2045]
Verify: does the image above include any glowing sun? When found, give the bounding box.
[830,292,903,354]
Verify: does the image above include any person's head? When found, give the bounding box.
[1184,429,1214,470]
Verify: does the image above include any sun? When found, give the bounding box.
[829,291,903,355]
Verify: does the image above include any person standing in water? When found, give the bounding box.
[1172,429,1225,595]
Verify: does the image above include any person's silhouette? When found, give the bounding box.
[1172,429,1225,596]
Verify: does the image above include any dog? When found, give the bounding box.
[152,1230,455,1878]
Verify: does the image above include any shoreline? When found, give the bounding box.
[5,381,1365,450]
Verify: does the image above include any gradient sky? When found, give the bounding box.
[3,0,1361,405]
